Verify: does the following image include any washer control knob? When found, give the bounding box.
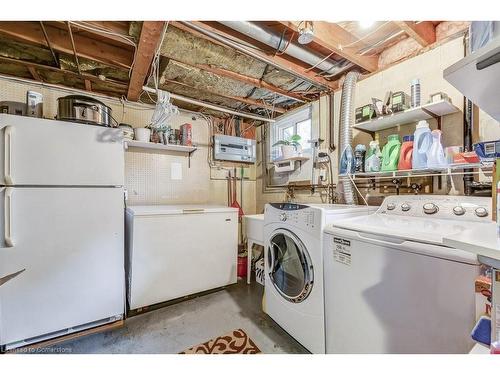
[475,207,489,218]
[387,203,396,211]
[423,203,438,215]
[453,206,466,216]
[279,213,287,222]
[401,203,411,212]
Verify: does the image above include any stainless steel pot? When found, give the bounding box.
[57,95,115,127]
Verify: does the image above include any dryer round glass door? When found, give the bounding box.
[268,229,314,303]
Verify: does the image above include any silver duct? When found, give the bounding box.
[339,71,360,205]
[219,21,352,77]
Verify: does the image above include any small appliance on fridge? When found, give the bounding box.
[0,114,125,351]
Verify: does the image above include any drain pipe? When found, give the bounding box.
[339,71,360,205]
[218,21,353,77]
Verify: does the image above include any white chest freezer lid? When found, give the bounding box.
[325,213,490,246]
[126,204,238,216]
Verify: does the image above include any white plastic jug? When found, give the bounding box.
[426,129,448,169]
[412,120,432,169]
[365,140,382,172]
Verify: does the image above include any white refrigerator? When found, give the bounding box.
[0,114,125,351]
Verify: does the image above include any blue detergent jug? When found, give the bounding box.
[412,120,433,169]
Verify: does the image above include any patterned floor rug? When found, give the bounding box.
[180,329,261,354]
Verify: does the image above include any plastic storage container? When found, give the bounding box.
[381,135,401,172]
[426,130,448,169]
[398,135,414,170]
[412,120,433,169]
[365,140,382,172]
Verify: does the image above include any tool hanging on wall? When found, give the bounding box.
[231,167,244,219]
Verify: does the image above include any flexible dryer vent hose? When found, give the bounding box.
[339,71,360,205]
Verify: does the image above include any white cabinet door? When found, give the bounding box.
[0,114,124,186]
[0,187,125,347]
[129,211,238,309]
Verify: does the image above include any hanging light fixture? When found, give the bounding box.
[298,21,314,45]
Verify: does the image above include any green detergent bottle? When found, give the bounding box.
[381,134,401,171]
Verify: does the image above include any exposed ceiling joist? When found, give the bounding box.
[127,21,165,101]
[166,56,307,103]
[27,66,42,81]
[0,55,128,91]
[183,21,338,91]
[395,21,436,47]
[0,21,133,69]
[276,21,379,72]
[84,79,92,91]
[162,78,286,113]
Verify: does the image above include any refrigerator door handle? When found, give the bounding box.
[4,126,13,185]
[5,187,13,247]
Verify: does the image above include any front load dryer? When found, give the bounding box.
[263,203,376,353]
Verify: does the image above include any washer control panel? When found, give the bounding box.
[378,195,491,222]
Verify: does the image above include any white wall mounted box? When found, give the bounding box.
[213,134,256,163]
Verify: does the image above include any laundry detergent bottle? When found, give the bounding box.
[426,129,448,169]
[381,134,401,172]
[412,120,432,169]
[398,135,414,170]
[365,140,382,172]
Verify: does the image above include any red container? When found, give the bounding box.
[398,135,414,170]
[180,123,192,146]
[237,255,247,278]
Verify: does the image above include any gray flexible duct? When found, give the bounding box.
[219,21,352,77]
[339,71,360,205]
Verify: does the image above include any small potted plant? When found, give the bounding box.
[273,134,302,159]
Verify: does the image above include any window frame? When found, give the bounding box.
[269,105,312,162]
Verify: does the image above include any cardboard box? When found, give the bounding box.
[475,275,492,320]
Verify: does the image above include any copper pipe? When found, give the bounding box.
[39,21,59,67]
[66,21,81,75]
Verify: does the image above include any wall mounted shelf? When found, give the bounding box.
[124,140,197,167]
[339,162,493,181]
[272,155,310,164]
[352,100,460,133]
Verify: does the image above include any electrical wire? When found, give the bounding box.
[68,21,138,78]
[339,21,391,50]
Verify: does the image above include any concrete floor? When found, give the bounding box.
[51,280,309,354]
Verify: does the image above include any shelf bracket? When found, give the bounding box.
[188,149,197,168]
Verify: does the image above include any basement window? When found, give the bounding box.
[269,106,312,161]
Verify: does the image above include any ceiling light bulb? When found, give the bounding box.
[359,20,375,29]
[298,21,314,45]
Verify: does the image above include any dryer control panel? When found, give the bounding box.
[265,203,322,233]
[378,195,492,222]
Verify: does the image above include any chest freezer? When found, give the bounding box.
[125,205,238,310]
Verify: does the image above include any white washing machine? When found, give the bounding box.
[323,195,492,354]
[264,202,376,353]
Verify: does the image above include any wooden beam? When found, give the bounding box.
[276,21,379,72]
[84,79,92,91]
[27,66,42,81]
[183,21,338,91]
[395,21,436,47]
[0,21,133,69]
[127,21,165,101]
[0,55,128,90]
[162,78,286,113]
[166,56,306,103]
